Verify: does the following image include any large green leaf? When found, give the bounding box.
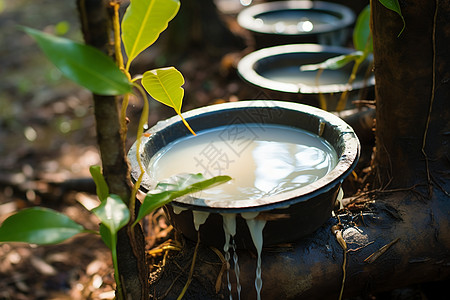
[89,165,109,202]
[122,0,180,68]
[0,207,85,245]
[379,0,405,36]
[353,5,372,52]
[141,67,184,113]
[23,27,131,96]
[91,194,130,237]
[134,173,232,225]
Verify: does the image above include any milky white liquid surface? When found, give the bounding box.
[261,66,352,85]
[148,124,337,203]
[256,11,340,27]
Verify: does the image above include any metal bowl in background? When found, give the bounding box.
[237,1,355,48]
[237,44,375,110]
[128,101,359,249]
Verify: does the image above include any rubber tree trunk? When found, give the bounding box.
[76,1,147,299]
[373,0,450,192]
[149,0,450,299]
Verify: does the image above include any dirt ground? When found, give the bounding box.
[1,1,114,299]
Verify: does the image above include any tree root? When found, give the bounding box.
[149,189,450,299]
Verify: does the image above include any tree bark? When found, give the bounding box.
[373,0,450,191]
[149,0,450,299]
[77,0,130,203]
[151,191,450,299]
[76,1,147,299]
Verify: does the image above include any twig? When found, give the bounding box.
[421,0,438,198]
[347,241,374,253]
[315,68,327,110]
[160,257,191,299]
[343,184,424,207]
[209,246,227,293]
[364,238,400,264]
[177,232,201,300]
[352,100,376,106]
[332,224,347,300]
[161,270,185,299]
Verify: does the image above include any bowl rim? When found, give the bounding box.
[237,43,375,94]
[128,100,360,213]
[237,0,355,36]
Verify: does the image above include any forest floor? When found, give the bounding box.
[1,1,117,299]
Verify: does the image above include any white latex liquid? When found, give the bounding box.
[261,66,352,86]
[242,212,266,300]
[192,210,209,231]
[221,213,241,300]
[221,212,265,300]
[254,11,340,34]
[148,124,337,204]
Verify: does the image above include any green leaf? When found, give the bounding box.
[89,165,109,201]
[122,0,180,68]
[353,5,372,52]
[55,21,70,36]
[92,194,130,237]
[141,67,184,113]
[22,27,131,95]
[378,0,405,36]
[134,174,232,225]
[300,52,364,71]
[0,207,85,245]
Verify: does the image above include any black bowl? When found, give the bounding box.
[237,1,355,48]
[128,100,359,249]
[237,44,375,109]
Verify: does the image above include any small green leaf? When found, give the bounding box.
[0,207,85,245]
[353,5,372,52]
[300,52,364,71]
[22,27,131,95]
[142,67,184,113]
[89,165,109,201]
[55,21,70,36]
[378,0,405,36]
[92,194,130,236]
[135,174,232,225]
[122,0,180,68]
